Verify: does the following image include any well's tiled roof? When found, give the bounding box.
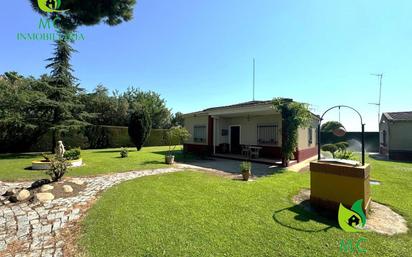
[385,111,412,121]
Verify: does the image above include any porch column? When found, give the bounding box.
[213,117,217,155]
[208,115,214,155]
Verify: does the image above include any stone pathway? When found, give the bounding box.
[0,167,183,257]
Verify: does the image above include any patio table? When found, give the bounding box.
[249,146,262,159]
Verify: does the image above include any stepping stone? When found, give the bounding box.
[35,193,55,203]
[40,184,54,192]
[70,178,84,185]
[63,185,73,193]
[17,189,31,201]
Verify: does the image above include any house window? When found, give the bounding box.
[308,127,313,145]
[382,130,387,146]
[193,125,206,143]
[257,125,278,145]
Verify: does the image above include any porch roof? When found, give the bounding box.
[183,100,276,117]
[183,99,320,119]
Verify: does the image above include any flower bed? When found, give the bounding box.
[31,159,83,170]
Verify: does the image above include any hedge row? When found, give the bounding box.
[0,126,177,153]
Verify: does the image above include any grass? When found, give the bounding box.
[80,156,412,257]
[0,146,190,181]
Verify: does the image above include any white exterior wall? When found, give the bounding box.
[388,122,412,151]
[297,118,318,150]
[184,115,209,145]
[215,114,282,146]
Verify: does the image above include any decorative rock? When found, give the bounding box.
[62,185,73,193]
[70,178,84,185]
[40,185,54,192]
[35,193,55,202]
[17,189,31,201]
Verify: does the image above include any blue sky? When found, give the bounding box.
[1,1,411,131]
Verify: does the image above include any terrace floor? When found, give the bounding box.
[181,156,283,177]
[213,153,297,165]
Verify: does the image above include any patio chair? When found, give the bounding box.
[241,145,250,157]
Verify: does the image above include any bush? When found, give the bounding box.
[64,148,81,160]
[46,158,69,182]
[334,150,356,160]
[163,127,190,156]
[335,141,349,151]
[128,109,152,151]
[321,144,338,157]
[240,161,251,172]
[120,147,129,158]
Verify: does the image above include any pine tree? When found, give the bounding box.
[43,33,87,151]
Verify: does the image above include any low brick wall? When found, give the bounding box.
[295,147,317,162]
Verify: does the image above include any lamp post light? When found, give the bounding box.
[317,105,365,165]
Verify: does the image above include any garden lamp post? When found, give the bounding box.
[317,105,365,165]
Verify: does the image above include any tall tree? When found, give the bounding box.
[123,87,172,129]
[43,36,87,151]
[29,0,137,31]
[28,0,138,148]
[128,109,151,151]
[0,74,49,152]
[171,112,185,127]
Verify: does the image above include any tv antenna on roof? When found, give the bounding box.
[252,58,255,101]
[368,73,383,125]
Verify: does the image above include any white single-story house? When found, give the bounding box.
[182,100,319,163]
[379,111,412,161]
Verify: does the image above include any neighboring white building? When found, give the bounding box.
[380,111,412,161]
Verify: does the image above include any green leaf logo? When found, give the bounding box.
[338,199,366,232]
[38,0,68,13]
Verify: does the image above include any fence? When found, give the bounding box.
[320,132,379,153]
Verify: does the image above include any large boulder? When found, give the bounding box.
[17,189,31,201]
[40,184,54,192]
[35,193,55,202]
[63,185,73,193]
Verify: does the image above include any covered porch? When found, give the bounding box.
[210,107,284,162]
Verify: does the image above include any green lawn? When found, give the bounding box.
[0,146,186,181]
[80,156,412,257]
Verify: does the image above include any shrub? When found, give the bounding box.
[240,161,251,172]
[41,152,53,162]
[321,144,338,157]
[334,150,356,160]
[128,109,152,151]
[63,148,81,160]
[120,147,129,158]
[335,141,349,151]
[46,158,69,182]
[163,127,190,156]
